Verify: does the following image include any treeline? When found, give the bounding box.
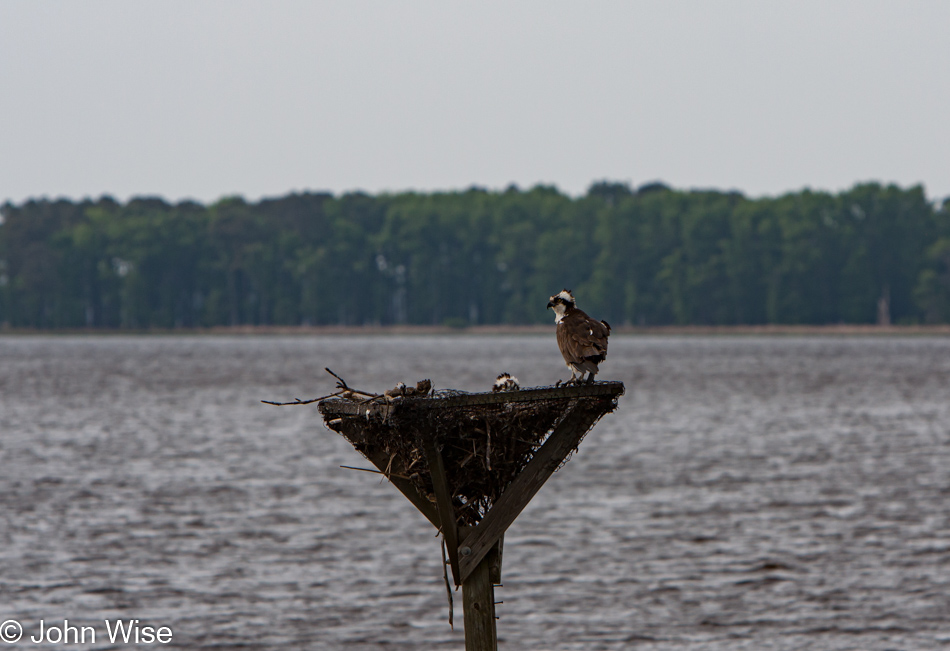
[1,182,950,329]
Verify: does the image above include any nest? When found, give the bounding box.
[319,383,623,527]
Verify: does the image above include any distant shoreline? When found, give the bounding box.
[3,324,950,336]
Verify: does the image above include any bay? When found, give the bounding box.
[1,335,949,649]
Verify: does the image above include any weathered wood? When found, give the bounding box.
[360,447,441,529]
[424,435,462,586]
[460,527,504,584]
[457,402,605,583]
[318,381,624,418]
[462,543,498,651]
[424,381,622,408]
[488,534,503,585]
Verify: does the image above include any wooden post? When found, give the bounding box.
[462,552,497,650]
[461,527,501,651]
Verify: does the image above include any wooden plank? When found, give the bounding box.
[457,403,605,583]
[462,546,498,650]
[488,533,504,585]
[318,382,624,418]
[361,447,441,530]
[416,381,623,409]
[319,400,395,418]
[424,435,462,586]
[460,527,503,585]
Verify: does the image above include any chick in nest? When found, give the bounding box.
[384,379,433,401]
[384,381,408,401]
[493,373,520,392]
[414,379,432,396]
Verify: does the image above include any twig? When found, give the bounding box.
[339,465,410,480]
[263,368,381,406]
[326,367,381,399]
[261,390,344,406]
[325,366,347,386]
[485,418,492,472]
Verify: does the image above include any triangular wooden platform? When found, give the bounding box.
[318,381,624,650]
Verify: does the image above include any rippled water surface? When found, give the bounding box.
[2,335,950,650]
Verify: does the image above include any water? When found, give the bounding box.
[1,335,949,650]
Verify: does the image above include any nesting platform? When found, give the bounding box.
[318,381,624,589]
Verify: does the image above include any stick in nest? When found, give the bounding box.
[261,390,344,406]
[326,367,381,399]
[485,419,492,472]
[261,368,381,406]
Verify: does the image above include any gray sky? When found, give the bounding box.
[1,1,948,205]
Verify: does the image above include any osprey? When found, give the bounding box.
[492,372,520,393]
[547,289,611,384]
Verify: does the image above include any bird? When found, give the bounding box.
[547,289,611,384]
[492,372,520,392]
[383,378,432,401]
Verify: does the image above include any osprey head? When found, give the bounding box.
[547,289,575,310]
[493,372,520,392]
[547,289,575,323]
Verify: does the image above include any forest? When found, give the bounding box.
[2,181,950,329]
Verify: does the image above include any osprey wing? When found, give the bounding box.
[562,310,610,361]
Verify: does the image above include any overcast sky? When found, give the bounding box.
[1,1,948,205]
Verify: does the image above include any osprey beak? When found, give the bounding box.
[546,301,554,309]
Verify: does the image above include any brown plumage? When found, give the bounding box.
[547,289,611,384]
